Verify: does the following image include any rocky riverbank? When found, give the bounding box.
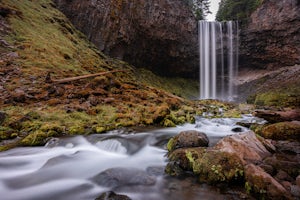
[166,108,300,199]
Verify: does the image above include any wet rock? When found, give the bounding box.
[263,155,300,178]
[231,127,243,132]
[244,164,292,200]
[253,109,300,123]
[95,191,132,200]
[146,166,165,176]
[91,167,156,188]
[297,175,300,187]
[214,131,271,164]
[258,164,274,175]
[291,185,300,198]
[0,112,7,125]
[167,130,209,152]
[275,170,293,182]
[166,147,205,176]
[260,121,300,141]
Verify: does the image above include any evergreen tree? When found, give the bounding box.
[183,0,211,20]
[216,0,262,22]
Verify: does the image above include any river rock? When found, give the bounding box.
[91,167,156,188]
[244,164,292,200]
[253,109,300,123]
[54,0,198,78]
[167,130,209,152]
[297,175,300,187]
[260,121,300,141]
[95,191,132,200]
[214,131,272,164]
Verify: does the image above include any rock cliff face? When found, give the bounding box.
[54,0,198,78]
[240,0,300,69]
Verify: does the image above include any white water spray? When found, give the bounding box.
[199,20,239,101]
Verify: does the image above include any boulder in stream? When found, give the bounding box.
[95,191,132,200]
[260,121,300,141]
[91,167,156,188]
[167,130,209,152]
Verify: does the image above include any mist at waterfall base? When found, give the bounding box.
[199,20,239,101]
[0,115,266,200]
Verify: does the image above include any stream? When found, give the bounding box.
[0,115,265,200]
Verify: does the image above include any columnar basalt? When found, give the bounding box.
[54,0,199,78]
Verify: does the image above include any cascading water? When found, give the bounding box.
[199,20,239,101]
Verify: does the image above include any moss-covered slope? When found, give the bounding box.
[0,0,203,150]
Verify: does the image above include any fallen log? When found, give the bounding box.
[46,70,127,84]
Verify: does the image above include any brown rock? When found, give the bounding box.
[240,0,300,69]
[296,175,300,187]
[245,164,292,200]
[168,130,209,152]
[253,109,300,123]
[214,131,271,164]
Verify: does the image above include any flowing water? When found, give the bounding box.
[0,115,265,200]
[199,20,239,101]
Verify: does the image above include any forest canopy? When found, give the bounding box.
[216,0,262,22]
[183,0,211,20]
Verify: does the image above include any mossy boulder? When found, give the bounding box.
[190,150,244,183]
[260,121,300,141]
[167,130,209,152]
[166,147,244,183]
[166,147,206,176]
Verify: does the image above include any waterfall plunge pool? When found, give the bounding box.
[0,115,265,200]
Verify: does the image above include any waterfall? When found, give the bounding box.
[199,20,239,101]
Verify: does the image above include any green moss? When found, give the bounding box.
[184,149,244,183]
[253,89,300,108]
[21,131,48,146]
[136,68,198,99]
[260,122,300,141]
[3,0,108,78]
[245,181,252,194]
[167,137,175,152]
[162,119,176,127]
[68,125,85,135]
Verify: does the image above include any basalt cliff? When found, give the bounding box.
[239,0,300,69]
[54,0,199,78]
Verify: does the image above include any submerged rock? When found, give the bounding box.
[95,191,132,200]
[167,130,209,152]
[91,167,156,188]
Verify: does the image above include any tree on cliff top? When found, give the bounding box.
[216,0,262,22]
[183,0,211,20]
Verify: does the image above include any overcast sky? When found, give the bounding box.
[206,0,221,21]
